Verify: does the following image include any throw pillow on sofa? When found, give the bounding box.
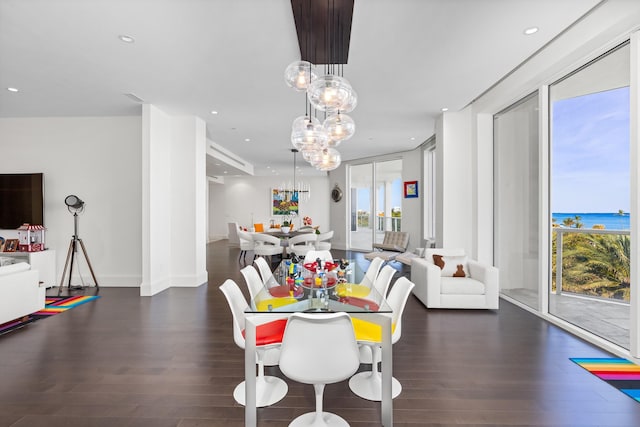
[432,254,469,277]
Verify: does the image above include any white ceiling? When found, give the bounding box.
[0,0,602,178]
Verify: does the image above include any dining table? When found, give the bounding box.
[243,259,394,426]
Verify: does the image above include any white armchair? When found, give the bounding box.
[411,248,499,309]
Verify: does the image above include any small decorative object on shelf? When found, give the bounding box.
[303,216,312,226]
[17,223,45,252]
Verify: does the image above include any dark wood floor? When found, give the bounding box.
[1,241,640,426]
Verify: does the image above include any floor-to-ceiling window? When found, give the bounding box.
[423,137,436,245]
[549,42,631,349]
[349,159,402,250]
[494,92,540,310]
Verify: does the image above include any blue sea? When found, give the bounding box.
[552,213,630,230]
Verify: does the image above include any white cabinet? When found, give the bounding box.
[0,250,56,288]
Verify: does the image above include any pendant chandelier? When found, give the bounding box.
[284,0,356,172]
[275,148,311,203]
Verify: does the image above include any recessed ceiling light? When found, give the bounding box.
[410,137,415,141]
[223,171,228,174]
[267,166,271,169]
[210,110,218,115]
[523,26,539,35]
[441,107,449,112]
[7,87,19,93]
[244,138,251,142]
[119,34,135,43]
[214,163,221,166]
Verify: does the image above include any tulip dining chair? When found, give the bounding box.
[360,257,384,289]
[254,256,280,289]
[370,265,396,302]
[219,279,288,407]
[240,265,266,302]
[349,277,415,401]
[303,250,334,264]
[279,312,361,427]
[356,264,396,364]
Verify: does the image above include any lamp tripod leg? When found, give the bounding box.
[78,238,99,290]
[57,238,75,296]
[68,238,77,289]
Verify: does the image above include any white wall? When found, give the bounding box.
[208,180,227,241]
[213,175,330,236]
[0,116,142,287]
[435,107,473,254]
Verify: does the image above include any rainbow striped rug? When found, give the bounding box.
[0,295,100,335]
[571,357,640,402]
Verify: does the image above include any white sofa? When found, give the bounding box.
[0,262,45,324]
[411,248,499,309]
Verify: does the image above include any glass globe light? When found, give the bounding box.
[291,123,329,151]
[307,75,354,112]
[310,147,341,171]
[323,112,355,143]
[301,145,320,162]
[284,61,318,91]
[340,88,358,113]
[291,115,320,133]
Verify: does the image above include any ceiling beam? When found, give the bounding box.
[290,0,354,65]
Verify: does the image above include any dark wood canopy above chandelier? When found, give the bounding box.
[290,0,354,65]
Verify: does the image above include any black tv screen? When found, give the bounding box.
[0,173,44,229]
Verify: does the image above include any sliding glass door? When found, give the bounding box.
[349,163,373,251]
[549,42,630,349]
[349,159,403,250]
[494,92,540,310]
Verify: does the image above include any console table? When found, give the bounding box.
[0,250,56,288]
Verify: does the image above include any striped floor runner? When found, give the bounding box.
[571,357,640,402]
[0,295,100,335]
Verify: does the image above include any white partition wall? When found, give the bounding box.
[141,105,208,296]
[142,105,173,296]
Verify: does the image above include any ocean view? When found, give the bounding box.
[552,212,630,230]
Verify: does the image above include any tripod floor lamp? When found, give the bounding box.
[58,195,99,294]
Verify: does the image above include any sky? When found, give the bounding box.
[552,86,630,213]
[356,178,402,213]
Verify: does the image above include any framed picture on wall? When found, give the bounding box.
[404,181,418,198]
[271,189,299,216]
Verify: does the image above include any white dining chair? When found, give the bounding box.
[303,250,333,264]
[279,312,360,426]
[359,257,384,289]
[315,230,334,251]
[349,277,415,401]
[237,230,255,263]
[286,233,317,258]
[254,256,280,289]
[253,233,283,265]
[369,265,396,303]
[240,265,266,302]
[219,279,288,407]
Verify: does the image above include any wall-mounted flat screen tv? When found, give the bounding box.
[0,173,44,229]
